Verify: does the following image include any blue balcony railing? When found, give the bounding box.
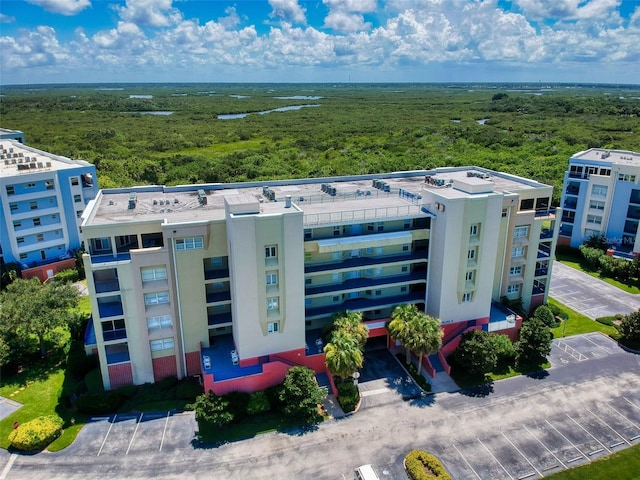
[102,328,127,342]
[204,268,230,280]
[305,271,425,296]
[305,291,425,318]
[305,248,427,273]
[98,301,124,318]
[206,291,232,303]
[95,280,120,293]
[208,312,232,326]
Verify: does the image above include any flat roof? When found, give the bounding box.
[571,148,640,167]
[0,138,93,179]
[85,167,551,227]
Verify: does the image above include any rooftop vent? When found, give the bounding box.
[198,189,207,205]
[128,192,137,209]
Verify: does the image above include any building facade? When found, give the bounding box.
[81,167,558,393]
[0,135,98,281]
[558,148,640,257]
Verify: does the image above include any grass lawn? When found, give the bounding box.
[549,298,621,339]
[450,360,551,389]
[197,412,313,444]
[545,443,640,480]
[555,251,640,294]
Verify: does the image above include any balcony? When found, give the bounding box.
[102,328,127,342]
[305,271,426,296]
[303,204,424,227]
[204,268,230,280]
[90,252,131,264]
[305,290,425,318]
[539,228,553,240]
[535,207,557,218]
[206,290,231,304]
[95,279,120,294]
[532,285,546,295]
[565,185,580,196]
[97,301,124,318]
[105,343,130,365]
[208,312,232,327]
[305,247,427,273]
[537,245,552,259]
[562,199,577,210]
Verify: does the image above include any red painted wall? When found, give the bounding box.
[21,258,76,283]
[530,294,545,313]
[108,363,133,389]
[153,354,178,382]
[185,351,201,376]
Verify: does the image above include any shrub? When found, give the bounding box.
[193,392,234,427]
[8,415,64,451]
[55,268,79,283]
[176,378,203,400]
[67,348,98,378]
[404,449,452,480]
[224,391,250,421]
[115,384,139,398]
[247,391,271,415]
[156,375,179,391]
[76,392,125,414]
[533,305,557,328]
[336,381,359,413]
[264,383,284,409]
[85,368,105,394]
[619,311,640,343]
[595,316,616,327]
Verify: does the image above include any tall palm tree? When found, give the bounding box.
[405,314,443,375]
[389,304,419,363]
[323,330,364,381]
[332,311,368,349]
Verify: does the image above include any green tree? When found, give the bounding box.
[0,278,79,357]
[405,314,443,375]
[324,330,364,381]
[516,318,552,367]
[533,305,556,328]
[619,310,640,343]
[454,330,499,377]
[389,304,417,364]
[332,311,368,349]
[279,366,325,421]
[193,392,234,427]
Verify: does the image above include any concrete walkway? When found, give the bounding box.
[428,371,459,394]
[550,261,640,319]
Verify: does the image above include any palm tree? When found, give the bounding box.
[405,314,443,375]
[389,304,419,364]
[323,330,364,381]
[332,311,368,349]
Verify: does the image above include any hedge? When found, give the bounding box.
[76,392,126,414]
[336,381,359,413]
[405,450,452,480]
[8,415,64,451]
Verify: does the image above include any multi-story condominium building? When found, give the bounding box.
[0,134,98,281]
[81,167,558,393]
[559,148,640,257]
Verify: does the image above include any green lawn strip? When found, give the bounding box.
[545,443,640,480]
[487,362,551,382]
[549,298,621,339]
[196,412,310,444]
[555,253,640,295]
[48,422,86,452]
[450,361,550,389]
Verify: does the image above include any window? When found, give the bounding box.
[45,180,54,190]
[36,233,44,242]
[144,292,169,306]
[520,198,534,211]
[19,253,27,260]
[332,251,341,260]
[76,210,83,218]
[367,223,375,231]
[147,315,172,330]
[377,222,384,232]
[402,265,408,272]
[304,229,312,240]
[465,271,474,281]
[13,221,21,229]
[509,266,522,276]
[511,247,525,257]
[17,237,24,244]
[30,201,38,210]
[376,247,383,255]
[141,266,167,282]
[618,173,637,182]
[267,321,279,333]
[404,219,411,229]
[73,194,82,203]
[375,290,382,296]
[462,293,472,302]
[600,168,611,176]
[305,278,312,285]
[507,284,520,294]
[71,177,79,186]
[592,185,608,197]
[586,215,603,225]
[265,245,277,258]
[10,203,18,212]
[267,297,279,310]
[502,209,508,218]
[402,244,409,251]
[333,225,341,236]
[150,338,175,352]
[332,296,340,302]
[469,224,479,236]
[467,249,476,260]
[514,226,528,238]
[365,247,374,255]
[6,185,14,195]
[93,237,110,251]
[176,237,203,250]
[305,299,312,307]
[400,286,407,292]
[266,272,278,285]
[33,217,41,226]
[589,200,605,211]
[25,182,35,188]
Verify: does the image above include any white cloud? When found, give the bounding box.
[515,0,621,21]
[269,0,307,25]
[26,0,90,16]
[114,0,182,28]
[323,0,377,32]
[1,13,16,23]
[92,21,146,50]
[0,26,69,70]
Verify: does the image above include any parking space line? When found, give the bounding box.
[126,413,143,455]
[159,411,171,452]
[451,443,482,480]
[582,335,613,354]
[623,396,640,410]
[556,341,587,361]
[566,414,611,455]
[522,425,566,470]
[605,402,640,429]
[97,414,116,457]
[477,437,515,480]
[0,454,17,480]
[500,432,542,478]
[545,420,589,462]
[586,408,631,446]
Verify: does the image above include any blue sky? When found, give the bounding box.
[1,0,640,85]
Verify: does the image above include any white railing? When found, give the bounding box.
[304,204,422,226]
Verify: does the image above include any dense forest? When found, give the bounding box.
[1,83,639,205]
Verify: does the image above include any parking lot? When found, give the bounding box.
[66,411,197,457]
[423,333,640,480]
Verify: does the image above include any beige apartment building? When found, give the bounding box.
[82,167,558,393]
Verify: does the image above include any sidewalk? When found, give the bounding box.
[322,394,346,419]
[428,372,460,394]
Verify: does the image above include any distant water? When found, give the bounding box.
[274,96,323,100]
[218,104,320,120]
[124,111,173,115]
[230,95,250,99]
[476,118,489,125]
[129,95,153,99]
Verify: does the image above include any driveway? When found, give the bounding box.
[550,261,640,319]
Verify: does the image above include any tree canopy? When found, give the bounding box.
[279,366,326,421]
[389,304,442,373]
[516,318,552,367]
